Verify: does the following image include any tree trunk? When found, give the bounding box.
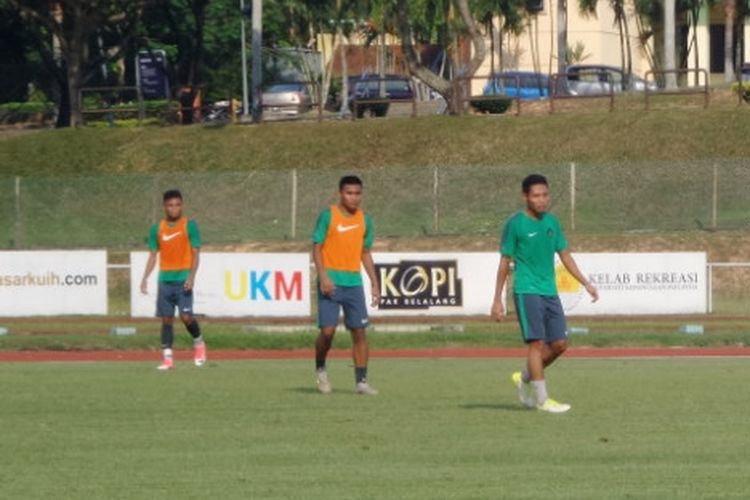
[189,0,209,86]
[55,67,71,128]
[725,0,736,82]
[395,0,485,114]
[623,7,633,88]
[338,27,350,117]
[66,53,83,127]
[557,0,567,74]
[664,0,677,89]
[488,19,495,77]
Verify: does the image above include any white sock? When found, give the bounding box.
[531,380,548,404]
[521,369,531,383]
[163,348,173,361]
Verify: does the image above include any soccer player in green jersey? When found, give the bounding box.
[491,174,598,413]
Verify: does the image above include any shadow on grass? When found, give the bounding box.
[460,402,528,412]
[287,386,321,394]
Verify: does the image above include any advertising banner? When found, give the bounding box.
[131,252,310,317]
[557,252,707,315]
[362,252,502,316]
[0,251,107,316]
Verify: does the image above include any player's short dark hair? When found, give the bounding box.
[163,189,183,202]
[339,175,363,191]
[522,174,548,194]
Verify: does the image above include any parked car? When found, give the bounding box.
[483,71,550,100]
[328,74,414,117]
[742,63,750,81]
[558,65,657,96]
[261,83,313,117]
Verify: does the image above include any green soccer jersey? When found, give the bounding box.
[500,211,568,296]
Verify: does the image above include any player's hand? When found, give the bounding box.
[184,277,194,291]
[490,300,505,321]
[319,276,335,296]
[140,279,148,295]
[370,284,380,308]
[585,283,599,302]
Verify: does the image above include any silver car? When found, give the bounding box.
[561,65,657,96]
[262,83,313,117]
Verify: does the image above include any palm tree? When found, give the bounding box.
[473,0,525,76]
[579,0,632,87]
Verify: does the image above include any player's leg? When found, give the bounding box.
[511,294,542,407]
[177,286,206,367]
[156,282,177,370]
[315,289,340,393]
[541,296,569,369]
[343,286,376,395]
[533,296,571,413]
[541,340,568,367]
[515,294,569,412]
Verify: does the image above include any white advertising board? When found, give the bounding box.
[131,252,310,317]
[362,252,503,316]
[0,251,107,316]
[556,252,707,315]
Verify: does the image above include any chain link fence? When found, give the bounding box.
[2,159,750,249]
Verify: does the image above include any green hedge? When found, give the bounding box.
[0,102,55,124]
[469,97,513,114]
[731,82,750,103]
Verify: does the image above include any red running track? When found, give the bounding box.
[1,346,750,363]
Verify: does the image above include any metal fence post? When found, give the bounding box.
[712,163,718,229]
[570,162,576,231]
[291,168,298,239]
[14,175,22,248]
[707,263,713,314]
[432,165,440,234]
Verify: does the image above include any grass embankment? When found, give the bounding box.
[2,359,749,499]
[1,101,749,174]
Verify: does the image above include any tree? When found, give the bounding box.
[579,0,632,86]
[473,0,525,76]
[0,2,53,103]
[7,0,143,127]
[395,0,487,114]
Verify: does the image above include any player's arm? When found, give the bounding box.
[361,214,379,307]
[140,251,158,294]
[185,220,202,291]
[558,250,599,302]
[185,247,200,291]
[312,243,334,296]
[141,224,159,294]
[312,209,334,296]
[492,217,516,320]
[361,249,379,308]
[490,256,511,321]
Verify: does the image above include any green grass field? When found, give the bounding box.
[1,358,748,499]
[2,316,750,351]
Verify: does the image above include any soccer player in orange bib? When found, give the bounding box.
[140,189,206,370]
[312,175,380,395]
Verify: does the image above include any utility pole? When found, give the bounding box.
[251,0,263,123]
